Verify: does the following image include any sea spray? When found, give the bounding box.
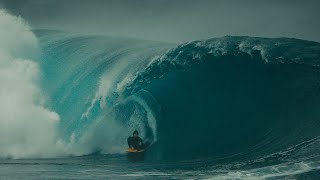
[0,10,64,158]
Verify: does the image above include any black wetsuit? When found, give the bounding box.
[127,136,144,150]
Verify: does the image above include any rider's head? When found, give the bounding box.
[133,130,139,137]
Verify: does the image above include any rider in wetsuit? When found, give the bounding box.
[127,130,145,150]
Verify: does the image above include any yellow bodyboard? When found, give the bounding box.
[126,148,145,153]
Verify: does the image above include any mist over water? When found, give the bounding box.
[0,10,63,158]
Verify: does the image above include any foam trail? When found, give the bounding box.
[0,10,64,158]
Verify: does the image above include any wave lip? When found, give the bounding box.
[125,36,320,95]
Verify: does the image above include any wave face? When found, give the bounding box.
[1,10,320,176]
[34,29,173,155]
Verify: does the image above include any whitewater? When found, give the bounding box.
[1,10,320,179]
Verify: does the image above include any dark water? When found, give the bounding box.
[1,153,320,179]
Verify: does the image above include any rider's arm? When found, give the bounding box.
[127,137,132,148]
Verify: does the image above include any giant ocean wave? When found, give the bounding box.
[1,10,320,177]
[35,30,320,166]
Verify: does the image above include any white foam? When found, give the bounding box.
[206,161,320,180]
[121,172,171,177]
[0,10,66,158]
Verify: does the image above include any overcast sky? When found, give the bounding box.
[0,0,319,43]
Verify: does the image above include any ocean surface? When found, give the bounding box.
[1,10,320,179]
